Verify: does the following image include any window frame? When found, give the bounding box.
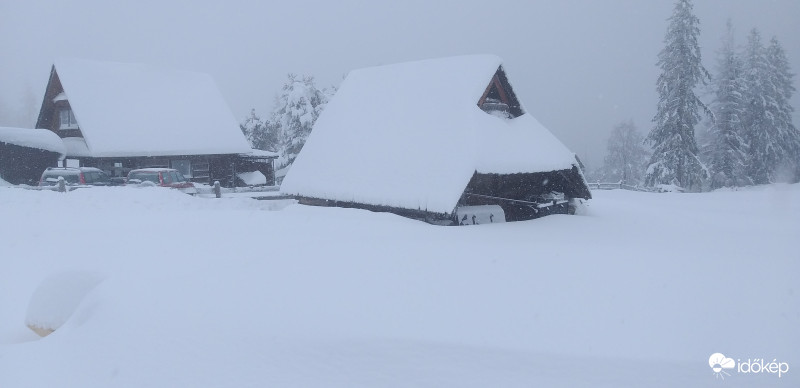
[58,108,79,130]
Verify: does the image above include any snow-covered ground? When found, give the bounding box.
[0,185,797,387]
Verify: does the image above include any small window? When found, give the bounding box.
[59,109,79,130]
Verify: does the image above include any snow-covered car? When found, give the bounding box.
[126,168,196,193]
[39,167,115,187]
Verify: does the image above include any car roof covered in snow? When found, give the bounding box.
[0,126,65,157]
[281,54,579,214]
[51,58,252,157]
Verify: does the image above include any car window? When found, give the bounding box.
[170,171,183,182]
[95,171,110,183]
[43,171,80,184]
[83,172,93,184]
[129,172,160,184]
[161,172,173,184]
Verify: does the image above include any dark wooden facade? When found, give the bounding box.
[458,166,591,221]
[0,142,62,185]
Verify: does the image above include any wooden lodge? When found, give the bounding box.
[34,58,275,187]
[281,55,591,224]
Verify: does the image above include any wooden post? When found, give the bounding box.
[213,181,221,198]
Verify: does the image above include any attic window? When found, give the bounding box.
[59,109,79,130]
[478,68,524,119]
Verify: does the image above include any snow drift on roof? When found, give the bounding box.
[281,55,579,214]
[61,137,91,158]
[53,58,252,157]
[0,126,65,156]
[244,149,279,158]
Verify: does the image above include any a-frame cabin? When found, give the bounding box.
[281,55,590,224]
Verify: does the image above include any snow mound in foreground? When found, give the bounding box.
[25,270,105,336]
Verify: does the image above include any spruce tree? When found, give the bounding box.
[707,21,749,188]
[765,37,800,181]
[240,109,280,152]
[645,0,710,190]
[271,74,330,169]
[602,121,649,185]
[740,30,798,183]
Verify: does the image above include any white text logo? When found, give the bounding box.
[709,352,790,380]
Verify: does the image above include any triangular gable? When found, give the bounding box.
[477,67,524,118]
[35,67,74,135]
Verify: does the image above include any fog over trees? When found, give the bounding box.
[588,0,799,191]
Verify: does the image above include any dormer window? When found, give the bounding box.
[59,108,79,130]
[477,67,524,119]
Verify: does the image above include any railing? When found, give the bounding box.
[587,182,654,192]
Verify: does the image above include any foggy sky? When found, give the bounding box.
[1,0,798,168]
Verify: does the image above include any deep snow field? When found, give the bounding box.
[0,184,797,387]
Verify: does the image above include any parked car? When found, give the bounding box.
[39,167,115,187]
[126,168,196,193]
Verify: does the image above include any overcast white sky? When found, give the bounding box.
[1,0,798,167]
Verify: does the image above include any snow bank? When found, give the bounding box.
[0,184,798,387]
[0,126,65,156]
[282,55,578,213]
[53,58,252,157]
[25,270,105,336]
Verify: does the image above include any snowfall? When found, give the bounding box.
[0,184,797,387]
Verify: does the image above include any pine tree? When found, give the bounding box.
[740,30,799,183]
[765,37,800,182]
[271,74,330,168]
[601,121,649,185]
[240,109,279,152]
[706,20,749,189]
[644,0,710,191]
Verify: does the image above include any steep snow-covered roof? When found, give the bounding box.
[61,137,91,157]
[0,126,65,156]
[281,55,579,214]
[52,58,252,157]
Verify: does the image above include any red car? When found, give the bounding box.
[126,168,196,193]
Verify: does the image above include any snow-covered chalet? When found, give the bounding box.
[35,58,276,186]
[281,55,591,224]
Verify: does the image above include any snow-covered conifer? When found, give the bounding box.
[240,109,279,152]
[706,21,749,188]
[271,74,329,168]
[601,121,649,185]
[644,0,710,191]
[765,37,800,181]
[740,31,799,183]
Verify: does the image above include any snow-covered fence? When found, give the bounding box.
[587,182,654,192]
[193,185,280,197]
